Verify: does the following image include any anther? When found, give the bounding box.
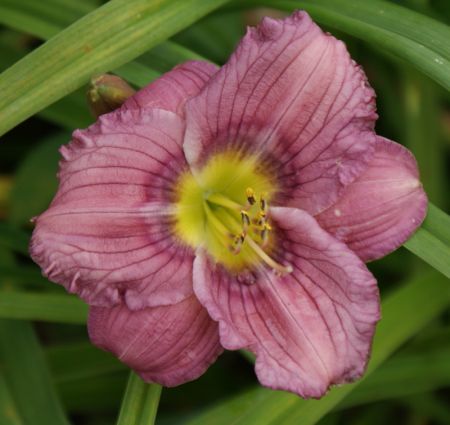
[255,211,267,228]
[246,187,256,205]
[231,232,246,254]
[241,210,250,232]
[260,192,267,212]
[260,223,271,247]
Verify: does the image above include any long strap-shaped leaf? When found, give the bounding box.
[404,203,450,279]
[0,320,70,425]
[0,292,87,324]
[239,0,450,91]
[116,373,162,425]
[0,0,102,40]
[0,0,202,84]
[0,0,229,137]
[186,271,450,425]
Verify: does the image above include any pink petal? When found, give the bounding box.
[30,108,194,308]
[193,207,379,398]
[316,137,427,262]
[123,60,219,116]
[88,295,223,386]
[184,11,377,214]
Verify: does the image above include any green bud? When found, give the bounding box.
[87,74,136,117]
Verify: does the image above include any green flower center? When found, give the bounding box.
[174,152,292,273]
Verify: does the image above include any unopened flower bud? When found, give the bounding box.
[87,74,136,117]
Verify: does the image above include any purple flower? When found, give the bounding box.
[30,12,426,398]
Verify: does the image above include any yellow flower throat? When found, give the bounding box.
[174,153,292,274]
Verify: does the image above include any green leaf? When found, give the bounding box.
[0,265,49,288]
[0,320,70,425]
[139,41,206,72]
[0,0,230,136]
[47,342,125,383]
[116,373,162,425]
[0,0,101,40]
[401,394,450,425]
[186,271,450,425]
[0,0,206,76]
[0,0,215,132]
[39,90,93,129]
[173,11,244,64]
[0,291,87,323]
[404,229,450,279]
[401,70,446,206]
[0,34,25,72]
[404,204,450,279]
[421,203,450,247]
[342,345,450,407]
[240,0,450,91]
[59,373,127,413]
[0,374,22,425]
[0,223,29,255]
[44,342,126,413]
[9,133,69,226]
[114,62,160,88]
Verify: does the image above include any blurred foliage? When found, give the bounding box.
[0,0,449,424]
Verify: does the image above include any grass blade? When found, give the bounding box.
[404,204,450,278]
[0,292,87,324]
[0,320,70,425]
[342,345,450,407]
[0,374,22,425]
[404,228,450,279]
[0,0,205,77]
[0,0,229,136]
[0,0,92,39]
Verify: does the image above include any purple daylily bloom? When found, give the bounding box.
[30,12,427,398]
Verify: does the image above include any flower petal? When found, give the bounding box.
[123,60,219,116]
[193,207,379,398]
[88,295,223,386]
[30,107,194,308]
[184,11,377,214]
[316,137,427,262]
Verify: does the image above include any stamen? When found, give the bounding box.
[246,187,256,205]
[260,223,270,247]
[246,237,293,275]
[241,210,250,232]
[232,232,246,254]
[203,188,289,274]
[255,210,267,228]
[260,192,267,212]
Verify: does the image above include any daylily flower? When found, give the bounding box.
[30,12,427,398]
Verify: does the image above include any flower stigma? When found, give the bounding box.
[174,153,292,274]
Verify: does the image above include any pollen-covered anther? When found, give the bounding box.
[231,232,246,255]
[246,187,256,206]
[253,210,267,228]
[260,222,271,247]
[260,192,268,212]
[241,210,251,232]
